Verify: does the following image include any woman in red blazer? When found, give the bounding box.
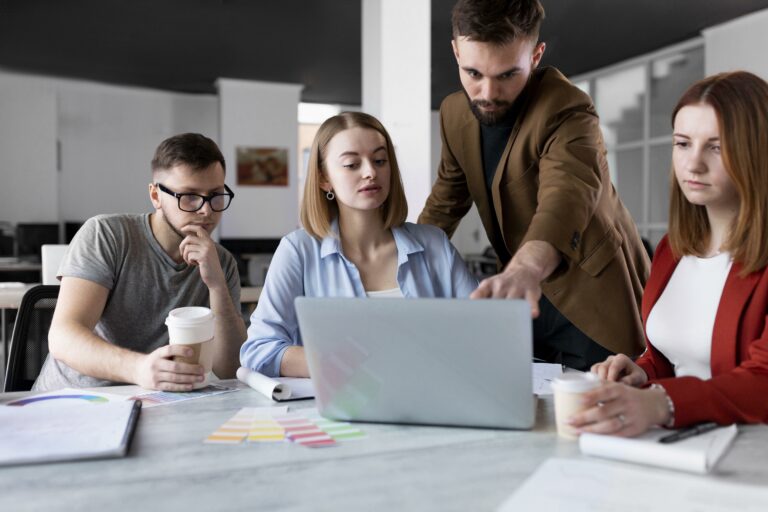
[569,71,768,436]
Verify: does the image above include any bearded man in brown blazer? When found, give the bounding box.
[419,0,650,370]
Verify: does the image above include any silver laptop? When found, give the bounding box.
[294,298,534,430]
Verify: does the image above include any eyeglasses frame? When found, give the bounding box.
[154,182,235,212]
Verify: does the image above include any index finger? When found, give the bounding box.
[524,289,540,318]
[180,224,209,238]
[156,344,194,358]
[157,358,205,376]
[606,359,627,382]
[469,280,492,299]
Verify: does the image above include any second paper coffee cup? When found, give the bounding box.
[165,306,215,389]
[551,372,600,439]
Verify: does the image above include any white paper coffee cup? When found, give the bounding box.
[551,373,600,439]
[165,306,215,389]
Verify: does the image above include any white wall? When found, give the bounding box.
[0,69,218,228]
[704,8,768,78]
[0,73,58,224]
[217,79,303,238]
[57,82,218,220]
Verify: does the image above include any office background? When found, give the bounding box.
[2,0,768,273]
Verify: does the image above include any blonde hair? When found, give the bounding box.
[300,112,408,239]
[668,71,768,275]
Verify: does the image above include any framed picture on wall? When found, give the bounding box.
[236,146,289,186]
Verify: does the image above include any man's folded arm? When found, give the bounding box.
[47,276,142,384]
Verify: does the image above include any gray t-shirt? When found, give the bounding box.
[34,213,241,390]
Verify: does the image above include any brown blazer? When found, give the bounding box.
[419,67,650,356]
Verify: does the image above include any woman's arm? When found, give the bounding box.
[240,237,306,377]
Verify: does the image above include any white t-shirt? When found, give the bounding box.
[645,252,732,379]
[365,287,404,298]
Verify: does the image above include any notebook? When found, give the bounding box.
[579,424,738,473]
[294,297,534,429]
[236,366,315,401]
[0,398,141,466]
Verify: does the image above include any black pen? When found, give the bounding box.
[658,422,719,444]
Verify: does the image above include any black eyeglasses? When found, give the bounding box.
[155,183,235,212]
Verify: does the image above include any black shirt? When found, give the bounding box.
[479,117,516,264]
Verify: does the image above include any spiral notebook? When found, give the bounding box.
[236,367,315,401]
[579,424,738,473]
[0,398,141,466]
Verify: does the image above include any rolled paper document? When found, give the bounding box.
[236,367,292,401]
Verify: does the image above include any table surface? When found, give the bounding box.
[0,283,37,308]
[240,285,261,304]
[0,261,42,272]
[1,380,767,512]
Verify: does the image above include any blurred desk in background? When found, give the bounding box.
[241,286,262,318]
[463,252,498,281]
[0,258,42,283]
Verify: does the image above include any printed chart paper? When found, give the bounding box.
[130,383,237,408]
[4,388,130,407]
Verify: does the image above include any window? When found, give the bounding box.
[570,40,704,248]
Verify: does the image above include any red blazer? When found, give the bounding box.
[636,236,768,427]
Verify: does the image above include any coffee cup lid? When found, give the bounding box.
[551,372,600,392]
[165,306,214,327]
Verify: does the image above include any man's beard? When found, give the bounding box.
[469,98,515,126]
[162,213,188,240]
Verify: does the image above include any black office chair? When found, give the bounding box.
[3,285,59,392]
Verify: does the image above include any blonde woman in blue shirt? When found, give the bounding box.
[241,112,478,377]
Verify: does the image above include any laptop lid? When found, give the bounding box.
[294,298,534,430]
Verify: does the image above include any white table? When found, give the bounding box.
[0,261,42,274]
[241,285,262,305]
[1,381,767,511]
[0,282,37,309]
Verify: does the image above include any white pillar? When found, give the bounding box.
[362,0,431,221]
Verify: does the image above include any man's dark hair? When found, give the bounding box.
[151,133,226,175]
[452,0,545,44]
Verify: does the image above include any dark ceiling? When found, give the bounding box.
[1,0,768,109]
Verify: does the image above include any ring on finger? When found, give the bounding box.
[617,413,627,428]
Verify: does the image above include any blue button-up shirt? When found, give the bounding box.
[240,221,479,376]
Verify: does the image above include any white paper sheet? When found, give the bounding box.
[579,424,737,473]
[532,363,562,395]
[498,458,768,512]
[236,367,315,401]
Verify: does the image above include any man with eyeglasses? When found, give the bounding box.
[34,133,247,391]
